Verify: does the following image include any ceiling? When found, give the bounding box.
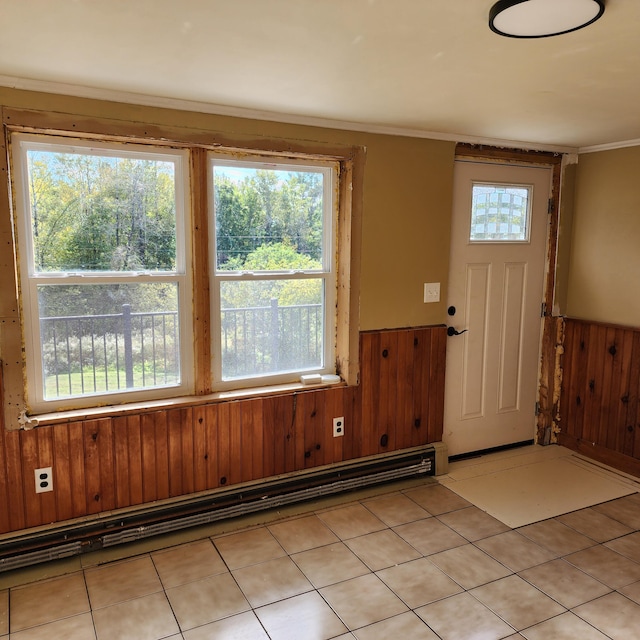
[0,0,638,152]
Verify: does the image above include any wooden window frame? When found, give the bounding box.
[2,108,363,425]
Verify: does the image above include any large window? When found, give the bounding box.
[10,131,348,413]
[210,156,337,388]
[12,134,192,411]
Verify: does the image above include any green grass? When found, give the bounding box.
[44,367,179,398]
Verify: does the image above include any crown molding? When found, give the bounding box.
[0,74,579,154]
[578,138,640,154]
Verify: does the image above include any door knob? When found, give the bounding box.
[447,326,468,337]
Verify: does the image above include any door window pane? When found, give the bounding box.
[470,184,531,242]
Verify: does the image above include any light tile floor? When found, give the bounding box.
[2,446,640,639]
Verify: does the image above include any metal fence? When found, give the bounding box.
[40,304,180,398]
[221,299,323,379]
[40,300,323,398]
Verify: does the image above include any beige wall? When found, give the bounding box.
[0,88,455,424]
[1,89,455,331]
[358,134,453,329]
[565,146,640,327]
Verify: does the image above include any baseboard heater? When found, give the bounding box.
[0,443,445,573]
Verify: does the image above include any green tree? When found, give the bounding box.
[215,175,264,267]
[220,242,322,310]
[215,167,324,270]
[277,171,323,260]
[28,150,178,316]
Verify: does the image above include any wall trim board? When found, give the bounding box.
[579,138,640,155]
[558,433,640,479]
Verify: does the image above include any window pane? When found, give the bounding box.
[26,149,178,272]
[38,283,181,399]
[470,184,531,242]
[220,279,323,380]
[213,164,324,271]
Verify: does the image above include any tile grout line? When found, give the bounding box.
[5,464,640,638]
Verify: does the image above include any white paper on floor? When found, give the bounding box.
[445,455,639,528]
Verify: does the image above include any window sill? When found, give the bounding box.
[26,378,346,428]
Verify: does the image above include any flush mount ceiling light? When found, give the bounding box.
[489,0,605,38]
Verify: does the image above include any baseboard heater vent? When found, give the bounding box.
[0,444,442,573]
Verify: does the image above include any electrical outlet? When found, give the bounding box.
[35,467,53,494]
[423,282,440,303]
[333,416,345,437]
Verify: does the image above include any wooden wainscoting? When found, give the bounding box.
[559,317,640,477]
[0,325,446,534]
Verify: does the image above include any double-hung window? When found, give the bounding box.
[210,155,338,389]
[10,129,348,415]
[11,134,193,412]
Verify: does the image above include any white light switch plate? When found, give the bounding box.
[424,282,440,303]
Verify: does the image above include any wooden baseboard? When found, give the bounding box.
[558,432,640,479]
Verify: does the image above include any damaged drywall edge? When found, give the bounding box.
[550,317,566,442]
[18,408,33,430]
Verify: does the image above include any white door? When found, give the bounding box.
[444,160,552,457]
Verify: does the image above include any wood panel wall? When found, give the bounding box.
[0,325,446,535]
[559,317,640,477]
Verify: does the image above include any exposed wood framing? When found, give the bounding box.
[0,107,26,432]
[190,147,212,394]
[336,148,365,386]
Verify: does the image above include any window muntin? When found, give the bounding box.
[211,157,337,387]
[470,183,532,242]
[12,134,193,410]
